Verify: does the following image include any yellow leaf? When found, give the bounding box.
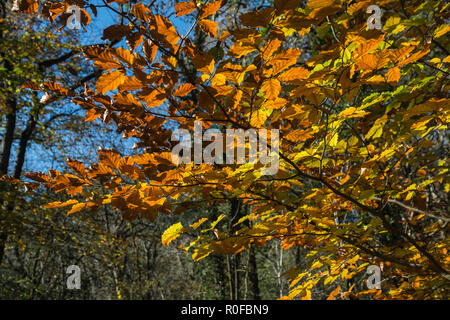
[162,222,186,246]
[262,97,287,110]
[347,254,360,264]
[210,214,226,229]
[190,218,208,230]
[250,109,269,127]
[434,24,450,39]
[261,39,281,61]
[308,0,337,9]
[261,78,281,100]
[398,47,430,67]
[285,128,314,141]
[67,202,89,215]
[113,47,134,66]
[192,243,214,260]
[365,74,385,85]
[324,274,338,285]
[347,0,370,15]
[339,106,356,117]
[300,288,311,300]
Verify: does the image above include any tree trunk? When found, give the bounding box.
[213,254,227,299]
[0,96,17,266]
[248,245,261,300]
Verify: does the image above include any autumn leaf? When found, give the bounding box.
[267,48,301,74]
[102,25,132,42]
[119,77,144,91]
[307,0,337,9]
[151,15,180,50]
[193,52,215,75]
[278,66,310,82]
[174,83,197,97]
[262,97,287,110]
[228,43,256,58]
[162,222,186,246]
[113,47,134,66]
[133,3,151,21]
[240,8,274,27]
[12,0,38,13]
[386,67,400,85]
[18,0,450,301]
[274,0,302,12]
[198,19,217,38]
[96,70,126,94]
[143,39,158,63]
[250,109,269,127]
[261,39,281,61]
[327,286,341,300]
[190,217,208,230]
[199,1,222,19]
[22,81,39,90]
[67,202,89,215]
[175,1,196,17]
[434,24,450,38]
[45,199,78,209]
[261,79,281,100]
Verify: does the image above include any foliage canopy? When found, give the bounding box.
[10,0,450,299]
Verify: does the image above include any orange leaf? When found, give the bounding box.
[267,48,301,74]
[175,1,196,17]
[174,83,197,97]
[261,79,281,100]
[327,286,341,300]
[250,109,268,127]
[278,66,310,82]
[198,19,217,38]
[228,43,256,58]
[45,199,78,209]
[386,67,400,85]
[262,97,287,110]
[143,39,158,63]
[200,1,222,19]
[261,39,281,61]
[96,70,126,94]
[133,3,151,21]
[119,77,144,91]
[113,47,134,66]
[12,0,38,13]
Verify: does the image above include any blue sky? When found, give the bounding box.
[23,1,190,174]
